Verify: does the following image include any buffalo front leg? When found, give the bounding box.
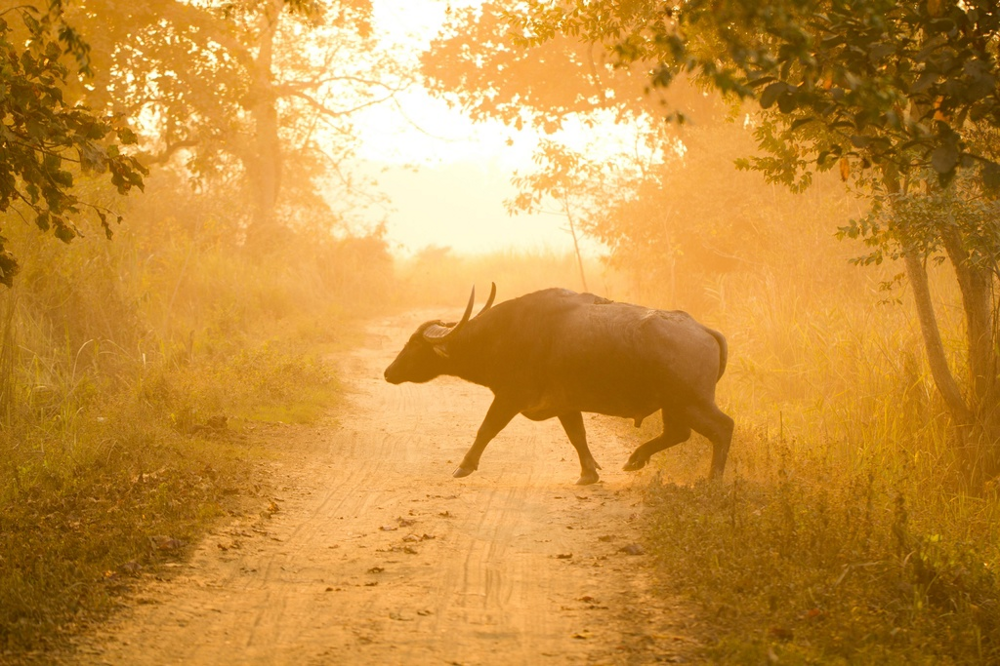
[453,398,519,479]
[558,412,601,485]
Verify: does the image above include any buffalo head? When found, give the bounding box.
[384,283,496,385]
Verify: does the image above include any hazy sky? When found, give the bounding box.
[353,88,577,256]
[349,0,576,256]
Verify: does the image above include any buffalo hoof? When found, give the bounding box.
[622,458,646,472]
[452,466,475,478]
[576,471,600,485]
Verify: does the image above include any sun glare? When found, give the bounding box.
[351,0,639,257]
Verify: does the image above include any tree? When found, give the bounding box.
[638,0,1000,453]
[63,0,406,243]
[507,139,647,291]
[424,4,744,300]
[0,2,146,286]
[430,0,1000,469]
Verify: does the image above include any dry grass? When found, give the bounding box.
[0,192,390,657]
[394,245,619,307]
[629,235,1000,663]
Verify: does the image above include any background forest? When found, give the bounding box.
[2,0,1000,663]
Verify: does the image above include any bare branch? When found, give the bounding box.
[274,74,406,96]
[141,138,201,165]
[286,89,396,119]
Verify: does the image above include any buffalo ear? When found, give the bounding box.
[433,345,450,359]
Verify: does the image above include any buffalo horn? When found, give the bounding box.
[475,282,497,319]
[422,285,477,343]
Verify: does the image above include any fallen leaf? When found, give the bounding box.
[149,535,184,551]
[804,608,827,620]
[119,560,141,575]
[768,626,794,641]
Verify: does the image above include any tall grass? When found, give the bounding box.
[622,180,1000,663]
[0,180,392,657]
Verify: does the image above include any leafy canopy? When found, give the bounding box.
[0,3,146,286]
[502,0,999,189]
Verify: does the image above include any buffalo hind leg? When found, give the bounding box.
[453,398,520,478]
[683,402,734,480]
[622,412,691,472]
[558,412,601,485]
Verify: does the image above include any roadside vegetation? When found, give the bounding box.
[396,246,610,306]
[634,191,1000,663]
[0,1,396,657]
[0,187,392,657]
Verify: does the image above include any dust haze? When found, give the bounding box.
[2,1,999,665]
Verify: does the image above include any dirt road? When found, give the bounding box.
[72,313,698,665]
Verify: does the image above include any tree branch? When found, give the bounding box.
[286,89,396,119]
[274,74,405,96]
[141,138,201,166]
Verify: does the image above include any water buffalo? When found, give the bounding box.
[384,284,733,484]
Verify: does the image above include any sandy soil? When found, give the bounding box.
[69,312,700,665]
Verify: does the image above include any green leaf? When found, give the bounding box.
[776,92,797,114]
[760,82,790,109]
[53,221,76,243]
[747,75,776,88]
[982,161,1000,194]
[930,143,959,174]
[0,248,19,288]
[116,126,138,145]
[789,117,816,131]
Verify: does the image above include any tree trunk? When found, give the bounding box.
[902,247,973,424]
[940,227,996,417]
[246,0,284,246]
[562,199,588,292]
[883,168,974,425]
